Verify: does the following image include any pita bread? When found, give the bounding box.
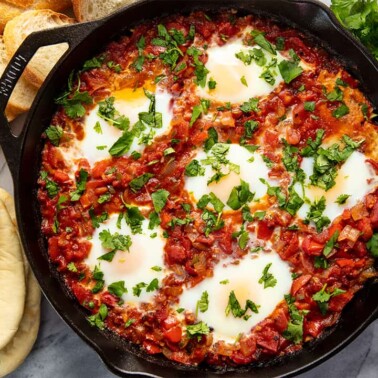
[0,188,29,277]
[0,269,41,378]
[0,199,26,350]
[0,189,41,377]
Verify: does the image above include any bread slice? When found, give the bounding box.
[3,10,75,89]
[73,0,136,22]
[0,0,72,33]
[0,37,38,121]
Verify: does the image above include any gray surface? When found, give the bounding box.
[2,1,377,376]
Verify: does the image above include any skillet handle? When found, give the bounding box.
[0,21,102,177]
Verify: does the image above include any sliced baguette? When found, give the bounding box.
[3,10,75,89]
[73,0,136,22]
[0,37,37,121]
[0,0,72,33]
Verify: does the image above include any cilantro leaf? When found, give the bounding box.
[258,263,277,289]
[240,97,259,113]
[146,278,159,292]
[252,31,276,55]
[196,291,209,313]
[70,169,88,201]
[108,131,134,157]
[45,125,63,146]
[124,206,144,234]
[312,283,346,314]
[225,290,260,320]
[108,281,127,298]
[332,103,350,118]
[335,194,350,204]
[282,295,308,344]
[204,127,218,151]
[186,322,210,339]
[304,196,330,232]
[87,303,108,330]
[278,59,303,84]
[367,233,378,258]
[151,189,170,212]
[226,180,254,210]
[129,173,154,193]
[185,159,205,177]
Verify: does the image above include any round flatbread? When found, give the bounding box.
[0,188,29,277]
[0,199,26,350]
[0,269,41,378]
[0,189,41,376]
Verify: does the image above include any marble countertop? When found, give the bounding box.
[1,1,377,376]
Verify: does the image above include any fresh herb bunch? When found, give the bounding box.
[331,0,378,59]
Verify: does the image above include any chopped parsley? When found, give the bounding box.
[40,171,59,198]
[98,193,111,204]
[226,180,254,210]
[67,262,77,272]
[189,104,203,127]
[45,125,63,146]
[108,281,127,298]
[367,233,378,258]
[124,206,144,234]
[282,295,308,344]
[208,77,217,89]
[70,169,88,201]
[132,282,147,297]
[151,189,170,213]
[278,54,303,84]
[108,132,134,157]
[204,127,218,152]
[304,101,316,112]
[129,173,154,193]
[323,231,339,257]
[240,97,259,113]
[332,103,350,118]
[89,209,108,228]
[335,194,350,204]
[98,229,132,261]
[146,278,159,292]
[312,284,346,315]
[225,290,260,321]
[91,265,105,293]
[251,30,276,55]
[87,304,108,330]
[258,263,277,289]
[186,322,210,339]
[304,197,330,232]
[185,159,205,177]
[196,291,209,314]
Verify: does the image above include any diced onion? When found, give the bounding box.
[338,225,360,243]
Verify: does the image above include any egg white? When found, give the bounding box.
[185,144,275,209]
[295,151,378,224]
[178,252,292,343]
[85,213,166,305]
[60,85,173,169]
[197,39,285,103]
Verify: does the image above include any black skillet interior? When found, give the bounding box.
[0,0,377,377]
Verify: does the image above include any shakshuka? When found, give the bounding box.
[38,10,378,367]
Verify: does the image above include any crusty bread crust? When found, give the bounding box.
[0,1,72,33]
[73,0,136,22]
[3,10,75,89]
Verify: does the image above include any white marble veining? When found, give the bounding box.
[2,0,377,376]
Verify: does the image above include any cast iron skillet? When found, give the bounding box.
[0,0,377,376]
